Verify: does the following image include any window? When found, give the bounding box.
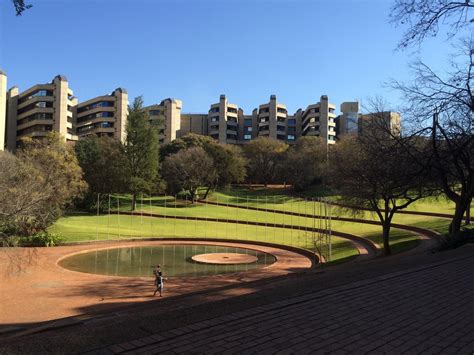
[17,112,53,126]
[244,134,252,140]
[77,111,114,124]
[260,108,269,113]
[287,119,296,125]
[149,110,162,116]
[277,134,286,140]
[77,101,114,114]
[227,107,237,114]
[287,126,296,134]
[245,127,252,132]
[18,90,53,104]
[210,117,219,122]
[209,107,219,113]
[244,119,253,126]
[287,135,295,141]
[17,101,53,115]
[277,125,285,132]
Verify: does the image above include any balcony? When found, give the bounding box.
[17,107,54,120]
[16,119,53,131]
[77,106,115,118]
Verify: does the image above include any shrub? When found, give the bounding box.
[19,231,64,247]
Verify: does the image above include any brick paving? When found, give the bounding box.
[100,252,474,354]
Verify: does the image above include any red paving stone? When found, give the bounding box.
[0,240,311,324]
[1,245,474,354]
[102,247,474,354]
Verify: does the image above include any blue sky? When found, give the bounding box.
[0,0,456,114]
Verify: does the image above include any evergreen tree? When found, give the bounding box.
[124,96,159,210]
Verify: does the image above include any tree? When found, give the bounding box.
[0,133,86,242]
[12,0,32,15]
[124,97,160,211]
[160,133,246,197]
[161,147,217,202]
[391,0,474,48]
[327,136,432,255]
[243,137,288,186]
[75,136,129,207]
[284,137,326,191]
[391,39,474,237]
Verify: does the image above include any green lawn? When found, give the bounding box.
[50,212,357,264]
[50,185,460,266]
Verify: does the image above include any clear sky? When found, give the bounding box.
[0,0,456,114]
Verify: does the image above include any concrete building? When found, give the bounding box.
[146,98,182,144]
[180,114,208,137]
[257,95,288,141]
[76,88,128,142]
[301,95,337,144]
[208,95,239,144]
[6,75,77,151]
[359,111,401,139]
[336,101,359,138]
[0,70,7,150]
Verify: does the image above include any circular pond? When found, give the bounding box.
[58,245,276,278]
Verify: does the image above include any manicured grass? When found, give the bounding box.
[50,212,357,263]
[51,185,459,266]
[113,194,421,253]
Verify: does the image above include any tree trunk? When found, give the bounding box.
[202,186,212,200]
[131,193,136,212]
[465,199,471,226]
[382,221,392,256]
[449,200,467,237]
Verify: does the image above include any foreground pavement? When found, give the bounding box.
[1,245,474,354]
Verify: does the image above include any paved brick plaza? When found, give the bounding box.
[100,250,474,354]
[1,245,473,354]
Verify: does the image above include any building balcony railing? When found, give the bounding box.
[17,107,54,120]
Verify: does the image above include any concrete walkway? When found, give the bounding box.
[1,245,473,354]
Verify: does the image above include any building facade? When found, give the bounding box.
[146,98,182,144]
[208,95,239,144]
[6,75,77,151]
[76,88,128,142]
[335,101,360,138]
[2,74,128,151]
[358,111,401,139]
[0,71,401,150]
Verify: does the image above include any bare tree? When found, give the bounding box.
[12,0,32,15]
[391,38,474,237]
[327,134,432,255]
[391,0,474,48]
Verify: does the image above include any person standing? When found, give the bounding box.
[153,264,164,297]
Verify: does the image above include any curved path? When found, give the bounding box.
[120,211,381,261]
[195,200,440,252]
